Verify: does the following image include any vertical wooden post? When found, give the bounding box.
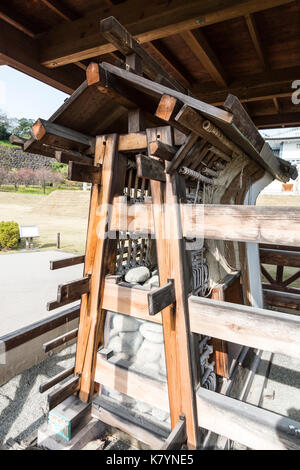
[75,134,127,402]
[147,127,199,449]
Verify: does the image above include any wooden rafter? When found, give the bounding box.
[0,10,35,38]
[245,13,267,68]
[146,41,191,89]
[39,0,294,67]
[180,29,227,87]
[39,0,79,22]
[0,19,85,95]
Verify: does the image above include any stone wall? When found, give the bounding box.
[0,145,55,170]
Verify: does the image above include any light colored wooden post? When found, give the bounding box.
[75,133,127,402]
[147,126,199,449]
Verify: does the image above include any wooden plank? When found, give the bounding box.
[110,202,300,246]
[57,276,90,303]
[180,29,227,87]
[118,132,147,153]
[94,355,169,412]
[68,161,101,184]
[47,376,80,411]
[148,281,176,316]
[47,297,80,312]
[155,94,182,123]
[29,118,94,153]
[0,306,80,352]
[101,62,232,124]
[166,133,199,173]
[136,154,166,182]
[223,94,265,153]
[9,135,26,146]
[100,16,186,93]
[263,289,300,311]
[149,140,177,161]
[92,403,164,449]
[78,134,127,402]
[95,356,300,450]
[188,296,300,358]
[55,150,93,165]
[39,0,293,67]
[196,387,300,450]
[50,255,85,270]
[102,279,162,324]
[39,367,75,393]
[43,328,78,353]
[260,248,300,268]
[161,415,187,450]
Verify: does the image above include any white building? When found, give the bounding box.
[260,128,300,194]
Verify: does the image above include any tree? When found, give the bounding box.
[8,169,22,190]
[34,168,54,194]
[12,117,35,139]
[0,124,10,140]
[16,168,35,186]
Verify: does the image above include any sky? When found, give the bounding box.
[0,65,68,120]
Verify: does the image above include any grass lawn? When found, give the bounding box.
[0,140,18,147]
[0,191,89,254]
[0,184,82,195]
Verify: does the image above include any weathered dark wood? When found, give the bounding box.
[50,255,85,270]
[149,140,176,161]
[260,248,300,268]
[68,161,101,184]
[43,328,78,353]
[136,154,166,182]
[47,298,80,311]
[9,135,26,146]
[166,133,198,174]
[260,243,300,252]
[0,306,80,352]
[161,415,187,450]
[100,16,186,94]
[39,367,75,393]
[263,289,300,311]
[148,280,176,316]
[29,118,94,153]
[47,375,80,411]
[55,150,93,166]
[224,93,265,153]
[57,276,90,303]
[98,347,114,360]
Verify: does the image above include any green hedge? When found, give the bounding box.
[0,221,20,249]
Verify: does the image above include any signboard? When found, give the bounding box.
[19,225,39,238]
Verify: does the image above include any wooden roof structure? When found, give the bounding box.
[1,0,300,129]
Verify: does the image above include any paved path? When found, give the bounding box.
[0,250,83,336]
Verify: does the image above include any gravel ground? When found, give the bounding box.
[0,344,76,449]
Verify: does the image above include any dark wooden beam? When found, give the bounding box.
[260,248,300,268]
[245,13,267,68]
[100,16,186,93]
[39,367,75,394]
[149,140,177,161]
[253,112,300,128]
[43,328,78,353]
[161,415,187,450]
[57,276,90,303]
[55,149,93,166]
[148,280,176,316]
[0,19,84,95]
[180,29,227,87]
[39,0,293,67]
[68,161,101,184]
[0,9,35,38]
[50,254,85,270]
[47,375,80,410]
[39,0,79,22]
[0,306,80,352]
[136,154,166,182]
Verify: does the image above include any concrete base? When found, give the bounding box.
[38,418,105,450]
